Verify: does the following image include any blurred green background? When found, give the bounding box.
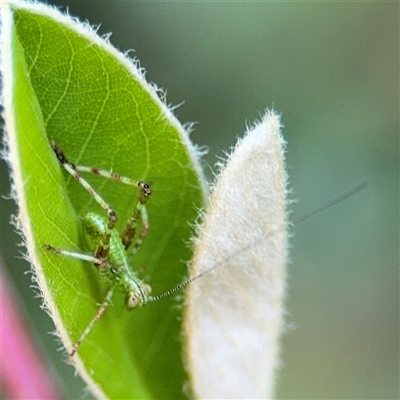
[1,2,398,399]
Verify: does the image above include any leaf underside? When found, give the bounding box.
[8,4,206,399]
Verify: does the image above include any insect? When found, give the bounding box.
[45,139,367,360]
[45,140,208,360]
[45,141,168,358]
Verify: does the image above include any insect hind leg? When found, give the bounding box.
[50,140,117,231]
[52,142,152,251]
[74,166,152,251]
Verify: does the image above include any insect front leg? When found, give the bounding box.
[44,244,106,271]
[44,244,114,358]
[68,287,114,361]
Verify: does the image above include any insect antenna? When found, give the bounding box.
[150,180,368,303]
[149,240,258,303]
[149,268,213,302]
[292,180,368,225]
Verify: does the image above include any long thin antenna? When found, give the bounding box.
[150,180,368,303]
[292,180,368,225]
[150,267,217,302]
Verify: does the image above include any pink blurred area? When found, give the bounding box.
[1,265,61,400]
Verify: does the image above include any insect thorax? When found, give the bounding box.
[81,212,151,308]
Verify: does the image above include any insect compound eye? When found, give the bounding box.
[142,283,152,295]
[126,292,140,309]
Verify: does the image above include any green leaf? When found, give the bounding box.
[3,2,207,399]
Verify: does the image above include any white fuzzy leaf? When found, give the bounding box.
[184,110,288,399]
